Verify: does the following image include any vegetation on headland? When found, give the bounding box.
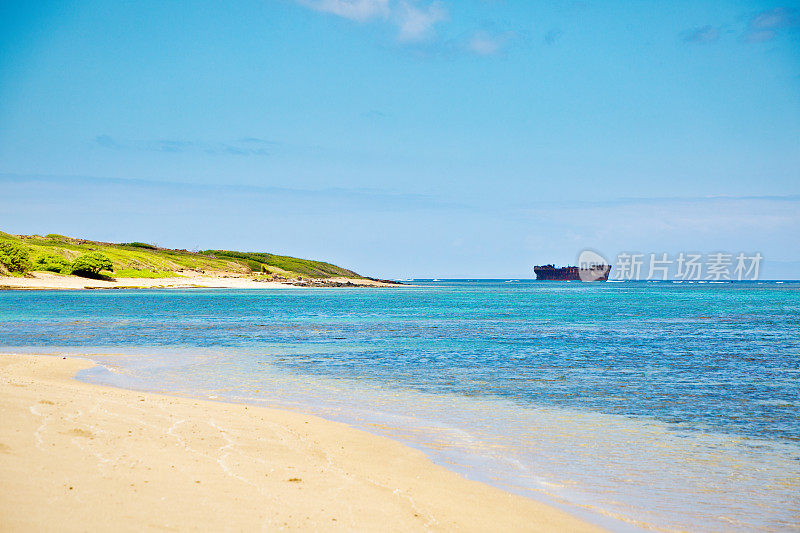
[0,231,362,280]
[1,238,116,279]
[204,250,359,279]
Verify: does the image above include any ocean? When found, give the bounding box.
[1,281,798,531]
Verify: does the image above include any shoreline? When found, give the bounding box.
[0,353,602,532]
[0,271,401,290]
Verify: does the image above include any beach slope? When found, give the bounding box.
[0,354,601,532]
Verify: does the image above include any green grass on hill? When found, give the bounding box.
[114,269,179,278]
[0,231,362,279]
[203,250,360,279]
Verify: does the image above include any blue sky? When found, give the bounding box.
[1,1,799,278]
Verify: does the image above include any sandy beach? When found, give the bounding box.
[0,271,396,290]
[0,353,601,532]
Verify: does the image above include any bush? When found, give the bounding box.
[33,254,72,273]
[241,259,263,272]
[122,242,157,250]
[70,252,114,278]
[0,241,31,273]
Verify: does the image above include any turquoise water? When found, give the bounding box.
[1,281,799,531]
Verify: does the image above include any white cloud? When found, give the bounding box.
[296,0,449,44]
[518,195,800,259]
[395,1,447,42]
[750,7,796,30]
[681,25,719,44]
[468,30,504,56]
[297,0,390,22]
[742,7,798,43]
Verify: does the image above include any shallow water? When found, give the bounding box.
[2,281,799,531]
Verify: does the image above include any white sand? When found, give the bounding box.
[0,353,603,532]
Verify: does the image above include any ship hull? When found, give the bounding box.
[533,265,611,281]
